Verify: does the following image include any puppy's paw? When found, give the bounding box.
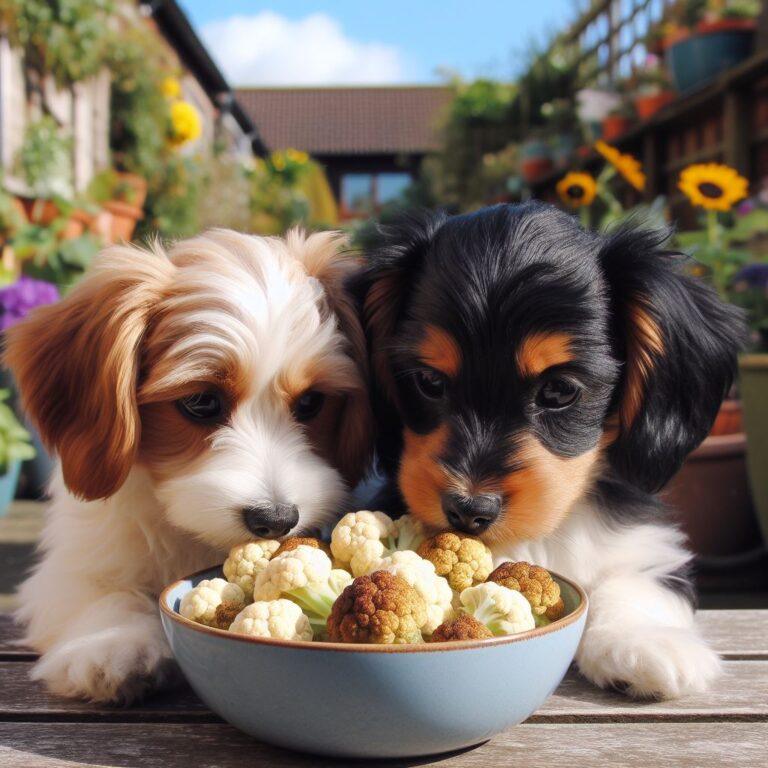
[31,625,175,704]
[576,623,722,700]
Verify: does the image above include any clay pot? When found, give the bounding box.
[662,433,762,556]
[19,198,60,225]
[601,115,632,141]
[103,200,143,243]
[60,209,93,240]
[710,399,743,436]
[634,91,676,121]
[115,172,148,209]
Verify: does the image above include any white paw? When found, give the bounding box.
[32,624,176,704]
[576,623,722,700]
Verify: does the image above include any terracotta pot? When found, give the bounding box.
[520,158,553,183]
[115,172,148,209]
[60,209,93,240]
[103,200,142,243]
[634,91,676,120]
[19,198,60,225]
[601,115,632,141]
[710,399,743,436]
[662,433,762,556]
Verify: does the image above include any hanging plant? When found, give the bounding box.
[0,0,113,88]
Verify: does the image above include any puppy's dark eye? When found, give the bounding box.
[536,378,581,410]
[177,391,223,422]
[293,390,325,422]
[414,368,446,400]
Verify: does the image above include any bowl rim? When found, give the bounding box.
[159,565,588,654]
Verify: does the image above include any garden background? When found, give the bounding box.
[0,0,766,608]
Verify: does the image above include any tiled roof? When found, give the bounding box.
[235,86,453,155]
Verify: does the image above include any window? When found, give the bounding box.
[340,172,413,217]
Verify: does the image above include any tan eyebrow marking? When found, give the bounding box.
[418,324,461,376]
[516,332,574,378]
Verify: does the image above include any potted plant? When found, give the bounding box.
[601,97,635,142]
[520,134,554,183]
[665,0,760,92]
[0,388,35,514]
[86,169,146,243]
[663,162,765,556]
[631,56,676,120]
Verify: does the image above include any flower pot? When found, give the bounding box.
[103,200,143,243]
[740,354,768,545]
[18,198,60,226]
[666,20,756,93]
[115,172,148,209]
[0,460,21,516]
[601,115,632,142]
[634,91,676,120]
[60,209,93,240]
[662,432,762,556]
[710,399,743,436]
[520,141,553,183]
[576,88,621,124]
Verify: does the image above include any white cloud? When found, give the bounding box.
[201,12,408,86]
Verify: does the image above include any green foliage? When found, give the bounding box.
[86,169,139,205]
[16,117,73,199]
[450,79,517,122]
[0,0,113,86]
[0,389,35,473]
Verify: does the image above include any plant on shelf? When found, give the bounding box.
[626,56,676,120]
[15,117,73,204]
[0,388,34,469]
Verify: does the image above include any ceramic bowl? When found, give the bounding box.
[160,567,587,758]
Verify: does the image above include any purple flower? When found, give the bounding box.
[733,263,768,292]
[0,276,60,331]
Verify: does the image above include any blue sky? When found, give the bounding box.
[179,1,579,86]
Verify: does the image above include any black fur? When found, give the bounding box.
[355,202,744,551]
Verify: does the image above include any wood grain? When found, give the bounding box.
[1,660,764,723]
[0,722,764,768]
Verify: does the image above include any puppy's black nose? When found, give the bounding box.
[242,502,299,538]
[442,493,500,534]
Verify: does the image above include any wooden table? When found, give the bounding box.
[0,611,765,767]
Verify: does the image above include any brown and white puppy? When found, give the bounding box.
[5,229,372,703]
[355,203,743,700]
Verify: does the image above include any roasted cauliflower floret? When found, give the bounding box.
[417,532,493,591]
[179,578,246,628]
[223,540,281,596]
[459,582,536,636]
[229,599,313,641]
[375,550,453,635]
[330,511,397,576]
[274,536,331,558]
[488,561,565,624]
[431,614,493,642]
[253,545,352,634]
[327,570,427,644]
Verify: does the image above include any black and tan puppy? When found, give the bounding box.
[355,202,743,699]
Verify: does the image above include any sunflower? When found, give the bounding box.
[594,140,646,191]
[556,172,597,208]
[678,163,749,212]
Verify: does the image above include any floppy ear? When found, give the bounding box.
[600,226,745,493]
[349,211,447,476]
[3,244,174,500]
[291,229,375,486]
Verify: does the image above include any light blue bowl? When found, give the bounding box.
[161,566,587,758]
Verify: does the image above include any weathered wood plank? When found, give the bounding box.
[3,610,767,657]
[1,660,764,723]
[0,722,764,768]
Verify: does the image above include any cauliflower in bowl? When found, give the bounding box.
[179,578,246,629]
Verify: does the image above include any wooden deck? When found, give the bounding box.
[0,610,765,767]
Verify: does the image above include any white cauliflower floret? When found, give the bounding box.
[459,582,536,636]
[383,514,427,554]
[331,510,397,576]
[229,599,313,641]
[223,540,281,596]
[375,550,453,635]
[253,545,352,634]
[180,578,246,628]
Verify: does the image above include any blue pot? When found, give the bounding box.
[667,24,755,93]
[0,460,21,516]
[161,567,588,758]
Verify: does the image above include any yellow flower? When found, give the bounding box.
[271,152,286,171]
[169,101,202,147]
[678,163,749,212]
[556,172,597,208]
[594,140,646,191]
[161,77,182,100]
[285,148,309,164]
